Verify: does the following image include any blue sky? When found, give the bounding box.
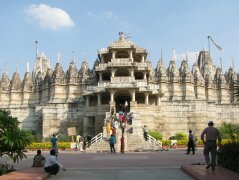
[1,0,239,78]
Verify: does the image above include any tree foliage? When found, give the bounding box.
[219,122,239,142]
[170,132,188,140]
[0,109,31,163]
[148,131,163,140]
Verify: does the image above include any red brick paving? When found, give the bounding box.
[1,167,47,180]
[181,165,239,180]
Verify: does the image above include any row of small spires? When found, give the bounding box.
[1,49,237,77]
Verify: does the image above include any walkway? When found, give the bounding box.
[1,149,239,179]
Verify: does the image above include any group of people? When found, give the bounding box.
[186,121,222,171]
[33,118,221,173]
[32,134,66,177]
[107,103,129,153]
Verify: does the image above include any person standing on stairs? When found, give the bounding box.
[109,134,116,153]
[143,125,148,141]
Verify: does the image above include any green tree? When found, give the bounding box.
[148,131,163,140]
[0,110,31,163]
[174,132,188,140]
[219,122,239,142]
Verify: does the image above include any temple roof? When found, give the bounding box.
[109,32,135,48]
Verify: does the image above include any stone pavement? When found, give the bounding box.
[1,149,239,180]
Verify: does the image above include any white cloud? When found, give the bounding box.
[25,4,74,31]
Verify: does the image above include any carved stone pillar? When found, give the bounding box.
[97,94,101,105]
[132,91,135,101]
[110,90,115,102]
[141,55,145,62]
[112,50,116,59]
[157,95,161,106]
[99,72,102,81]
[145,93,149,104]
[144,72,147,80]
[111,69,116,77]
[86,96,89,107]
[128,50,133,59]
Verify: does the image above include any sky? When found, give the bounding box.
[0,0,239,79]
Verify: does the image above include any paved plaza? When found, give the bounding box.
[11,149,205,180]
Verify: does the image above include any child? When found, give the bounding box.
[33,149,45,167]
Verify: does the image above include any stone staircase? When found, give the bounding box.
[86,118,161,152]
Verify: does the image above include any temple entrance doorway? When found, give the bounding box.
[115,92,131,113]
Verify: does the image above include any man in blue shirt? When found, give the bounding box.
[109,134,116,153]
[51,134,58,156]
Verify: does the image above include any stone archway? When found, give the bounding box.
[114,91,131,113]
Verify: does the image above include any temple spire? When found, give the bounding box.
[16,62,18,73]
[26,62,30,73]
[57,53,61,63]
[4,63,7,74]
[172,49,176,61]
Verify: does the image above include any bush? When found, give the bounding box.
[177,139,188,145]
[217,142,239,172]
[161,140,171,146]
[148,131,163,140]
[171,132,187,140]
[26,142,71,150]
[26,130,42,142]
[219,122,239,142]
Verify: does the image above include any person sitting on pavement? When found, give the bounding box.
[32,149,45,167]
[44,149,66,176]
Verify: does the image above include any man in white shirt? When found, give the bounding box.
[44,149,66,176]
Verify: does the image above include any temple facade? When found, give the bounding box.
[0,33,239,140]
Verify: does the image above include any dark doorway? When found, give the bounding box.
[115,95,131,113]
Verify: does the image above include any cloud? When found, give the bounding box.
[25,4,74,31]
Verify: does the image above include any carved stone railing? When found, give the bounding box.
[135,62,148,68]
[86,85,96,91]
[98,81,110,87]
[95,63,108,71]
[136,80,147,87]
[111,76,135,83]
[110,58,132,66]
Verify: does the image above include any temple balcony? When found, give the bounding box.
[135,62,149,70]
[109,58,133,67]
[95,63,108,71]
[111,76,135,83]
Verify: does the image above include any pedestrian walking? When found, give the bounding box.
[143,125,148,141]
[186,130,195,154]
[51,134,58,156]
[201,121,222,171]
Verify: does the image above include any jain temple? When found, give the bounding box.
[0,33,239,150]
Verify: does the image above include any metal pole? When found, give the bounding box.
[207,36,211,52]
[35,41,38,59]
